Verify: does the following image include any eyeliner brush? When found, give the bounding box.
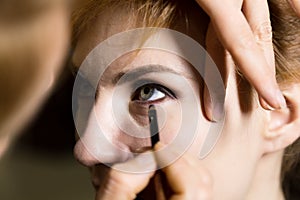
[148,105,160,148]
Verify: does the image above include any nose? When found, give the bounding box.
[73,106,137,167]
[74,138,133,167]
[74,140,97,167]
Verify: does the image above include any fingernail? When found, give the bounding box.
[276,90,287,109]
[266,104,276,111]
[260,98,275,111]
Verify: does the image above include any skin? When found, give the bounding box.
[72,5,300,200]
[0,0,299,162]
[196,0,300,112]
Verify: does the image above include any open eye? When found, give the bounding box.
[132,84,175,103]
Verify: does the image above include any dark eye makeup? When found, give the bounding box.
[131,83,176,104]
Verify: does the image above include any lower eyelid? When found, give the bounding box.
[133,99,163,105]
[128,102,150,126]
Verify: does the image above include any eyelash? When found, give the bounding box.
[131,83,176,104]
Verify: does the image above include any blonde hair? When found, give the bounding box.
[268,1,300,196]
[71,0,300,196]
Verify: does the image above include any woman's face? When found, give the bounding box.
[72,7,267,199]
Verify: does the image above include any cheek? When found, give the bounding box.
[128,102,149,126]
[92,91,151,150]
[83,92,185,150]
[128,99,183,146]
[157,102,182,144]
[196,107,265,199]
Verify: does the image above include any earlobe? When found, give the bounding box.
[263,84,300,153]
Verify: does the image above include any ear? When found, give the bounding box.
[263,84,300,153]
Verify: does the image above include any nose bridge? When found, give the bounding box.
[74,108,133,166]
[74,103,154,167]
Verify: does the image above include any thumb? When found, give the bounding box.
[96,152,156,200]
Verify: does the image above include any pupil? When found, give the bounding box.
[143,87,150,94]
[140,86,153,100]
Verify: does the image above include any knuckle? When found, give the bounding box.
[232,32,257,53]
[253,21,273,43]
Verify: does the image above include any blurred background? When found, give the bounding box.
[0,67,94,200]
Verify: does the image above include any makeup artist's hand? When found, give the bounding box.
[196,0,300,112]
[153,142,213,200]
[95,142,213,200]
[95,152,156,200]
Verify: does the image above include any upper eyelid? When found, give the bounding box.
[133,83,176,99]
[131,79,158,91]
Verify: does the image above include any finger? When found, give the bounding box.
[196,1,286,109]
[243,0,278,110]
[243,0,274,72]
[96,153,156,200]
[288,0,300,17]
[153,172,168,200]
[154,142,213,199]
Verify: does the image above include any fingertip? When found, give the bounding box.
[254,74,286,110]
[259,89,287,110]
[154,141,165,151]
[259,96,275,111]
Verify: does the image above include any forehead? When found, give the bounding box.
[72,3,209,68]
[98,49,197,86]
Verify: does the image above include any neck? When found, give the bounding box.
[245,151,285,200]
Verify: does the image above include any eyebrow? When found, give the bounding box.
[110,64,182,85]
